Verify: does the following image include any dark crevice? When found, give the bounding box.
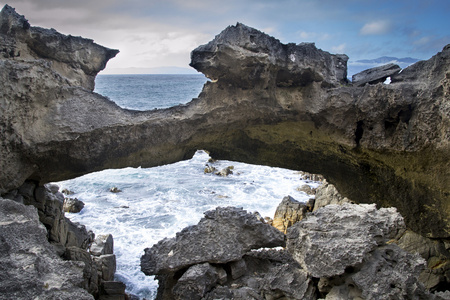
[355,120,364,147]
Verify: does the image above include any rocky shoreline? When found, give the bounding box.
[1,4,449,299]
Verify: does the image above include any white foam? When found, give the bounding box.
[58,150,318,299]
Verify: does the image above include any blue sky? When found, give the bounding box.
[1,0,449,73]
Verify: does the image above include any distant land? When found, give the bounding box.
[100,66,200,75]
[101,57,421,78]
[347,56,420,78]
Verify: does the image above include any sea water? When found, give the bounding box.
[57,74,321,299]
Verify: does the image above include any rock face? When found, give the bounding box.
[0,5,449,241]
[352,63,402,86]
[0,197,94,299]
[141,203,441,299]
[141,207,285,275]
[272,195,308,233]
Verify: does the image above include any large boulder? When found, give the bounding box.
[286,203,404,278]
[352,63,401,86]
[141,207,285,275]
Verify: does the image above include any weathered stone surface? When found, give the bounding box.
[64,197,85,213]
[286,203,404,278]
[0,6,448,239]
[172,263,223,300]
[93,254,117,282]
[141,207,285,275]
[352,63,401,86]
[90,234,114,256]
[272,195,308,233]
[312,181,352,211]
[0,197,94,299]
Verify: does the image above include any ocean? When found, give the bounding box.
[57,74,320,299]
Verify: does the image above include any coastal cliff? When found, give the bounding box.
[0,4,449,297]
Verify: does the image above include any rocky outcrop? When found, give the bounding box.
[141,207,285,275]
[141,203,443,299]
[0,1,449,242]
[352,63,401,86]
[0,197,94,299]
[272,195,308,234]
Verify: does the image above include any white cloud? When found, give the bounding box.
[331,43,346,53]
[360,20,391,35]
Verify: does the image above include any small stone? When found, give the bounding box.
[109,187,121,193]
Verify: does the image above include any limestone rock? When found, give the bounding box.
[312,181,352,211]
[0,197,93,299]
[272,195,308,234]
[190,23,348,89]
[0,5,449,240]
[172,263,224,300]
[93,254,117,282]
[352,63,401,86]
[286,203,405,278]
[90,234,114,256]
[64,197,85,213]
[140,206,285,275]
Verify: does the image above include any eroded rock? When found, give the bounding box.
[141,206,285,275]
[286,203,405,278]
[272,195,308,234]
[352,63,401,86]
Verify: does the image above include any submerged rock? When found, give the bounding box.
[63,197,85,213]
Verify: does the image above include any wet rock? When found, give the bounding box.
[64,197,85,213]
[141,206,285,275]
[352,63,402,86]
[216,166,234,176]
[109,187,122,193]
[90,234,114,256]
[272,195,308,234]
[287,203,404,278]
[296,184,316,195]
[93,254,117,282]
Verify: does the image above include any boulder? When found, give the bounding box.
[141,206,285,275]
[64,197,85,213]
[272,195,308,234]
[312,181,352,211]
[90,234,114,256]
[352,63,401,86]
[286,203,404,278]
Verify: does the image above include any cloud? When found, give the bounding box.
[331,43,346,53]
[360,20,391,35]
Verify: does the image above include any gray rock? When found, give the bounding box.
[141,206,285,275]
[173,263,223,300]
[93,254,117,282]
[352,63,401,86]
[0,197,93,299]
[312,181,352,211]
[352,244,429,300]
[90,234,114,256]
[64,197,85,213]
[286,203,404,278]
[229,259,247,280]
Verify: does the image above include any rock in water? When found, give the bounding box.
[140,206,285,275]
[286,203,404,278]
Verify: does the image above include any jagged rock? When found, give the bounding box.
[190,23,348,88]
[272,195,308,234]
[0,197,94,299]
[100,281,126,300]
[286,203,404,278]
[172,263,225,300]
[312,181,352,211]
[90,234,114,256]
[93,254,117,282]
[216,166,234,176]
[0,6,448,239]
[352,63,401,86]
[64,197,85,213]
[64,246,99,295]
[141,206,285,275]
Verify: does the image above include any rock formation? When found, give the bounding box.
[0,5,448,241]
[351,62,401,86]
[141,202,444,299]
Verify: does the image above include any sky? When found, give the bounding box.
[1,0,449,74]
